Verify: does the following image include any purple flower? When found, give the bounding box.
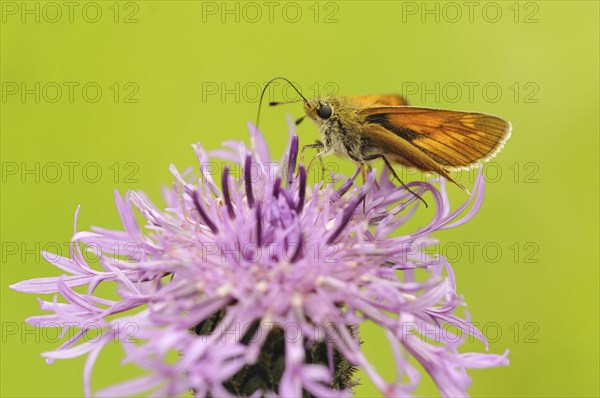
[12,120,508,397]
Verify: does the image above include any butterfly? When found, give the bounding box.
[259,77,512,203]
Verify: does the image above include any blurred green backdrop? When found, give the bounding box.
[1,1,598,397]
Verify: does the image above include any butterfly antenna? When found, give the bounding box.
[270,99,303,106]
[256,77,310,129]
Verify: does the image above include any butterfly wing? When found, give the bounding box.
[359,106,511,170]
[361,122,467,190]
[348,95,409,107]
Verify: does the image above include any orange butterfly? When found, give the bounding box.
[260,77,512,202]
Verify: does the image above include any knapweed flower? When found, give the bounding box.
[12,120,508,397]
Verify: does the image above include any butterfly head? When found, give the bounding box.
[304,98,335,125]
[258,77,340,128]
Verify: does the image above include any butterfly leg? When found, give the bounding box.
[346,153,366,184]
[346,154,371,213]
[309,153,327,182]
[302,141,331,182]
[360,164,367,184]
[300,141,324,164]
[363,154,428,208]
[356,163,368,213]
[359,164,380,188]
[301,141,327,179]
[365,164,380,189]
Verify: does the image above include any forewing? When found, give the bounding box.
[362,123,467,190]
[360,107,511,170]
[348,95,409,107]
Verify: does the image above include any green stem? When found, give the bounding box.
[193,312,357,397]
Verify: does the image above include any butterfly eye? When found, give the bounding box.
[316,103,333,119]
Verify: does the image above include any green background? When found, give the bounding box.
[1,1,598,396]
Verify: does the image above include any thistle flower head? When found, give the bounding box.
[12,121,508,397]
